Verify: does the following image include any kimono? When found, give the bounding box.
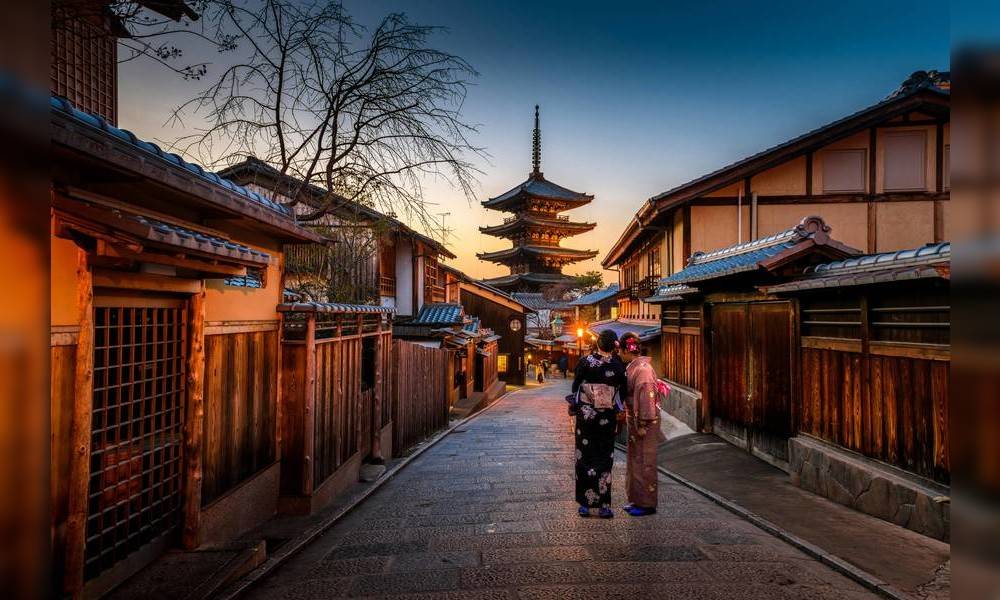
[625,356,664,509]
[570,351,627,508]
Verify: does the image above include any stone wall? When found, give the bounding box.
[789,436,950,541]
[661,379,700,432]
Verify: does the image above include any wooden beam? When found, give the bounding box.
[181,287,206,549]
[682,205,691,264]
[935,122,945,194]
[92,269,203,294]
[934,200,944,243]
[63,249,94,596]
[805,153,813,196]
[868,128,878,253]
[99,246,248,277]
[303,315,317,495]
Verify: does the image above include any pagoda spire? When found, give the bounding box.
[531,104,542,178]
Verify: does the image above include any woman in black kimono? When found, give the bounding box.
[566,330,627,518]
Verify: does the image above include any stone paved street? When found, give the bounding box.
[245,380,881,599]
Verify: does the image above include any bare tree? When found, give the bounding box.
[169,0,484,228]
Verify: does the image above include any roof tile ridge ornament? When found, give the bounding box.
[686,215,831,266]
[531,104,543,179]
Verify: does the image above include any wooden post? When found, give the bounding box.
[371,317,384,462]
[181,286,206,550]
[302,314,316,495]
[63,249,94,596]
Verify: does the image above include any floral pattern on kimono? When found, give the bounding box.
[571,351,626,508]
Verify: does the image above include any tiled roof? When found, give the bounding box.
[587,319,660,342]
[553,333,579,344]
[219,157,455,258]
[479,214,595,236]
[463,317,481,336]
[645,283,699,304]
[483,175,593,210]
[661,216,843,285]
[569,284,620,306]
[887,70,950,99]
[764,242,950,293]
[277,302,394,314]
[51,96,292,217]
[481,272,575,288]
[477,245,598,262]
[413,303,464,325]
[511,293,572,311]
[134,215,272,263]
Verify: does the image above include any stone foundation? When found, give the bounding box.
[661,379,700,432]
[789,436,950,541]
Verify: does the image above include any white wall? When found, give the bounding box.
[395,239,414,316]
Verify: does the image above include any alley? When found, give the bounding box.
[242,380,881,600]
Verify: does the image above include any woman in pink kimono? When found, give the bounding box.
[619,332,664,516]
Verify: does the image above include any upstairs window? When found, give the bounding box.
[822,149,866,193]
[883,131,927,191]
[225,268,264,289]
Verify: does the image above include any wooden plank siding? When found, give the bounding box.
[392,340,451,454]
[201,329,278,506]
[800,348,949,483]
[660,331,701,389]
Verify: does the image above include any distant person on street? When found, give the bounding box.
[619,332,666,516]
[558,354,569,378]
[566,330,626,518]
[535,360,545,384]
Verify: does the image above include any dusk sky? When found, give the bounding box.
[119,0,949,281]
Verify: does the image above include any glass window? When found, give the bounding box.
[497,354,509,373]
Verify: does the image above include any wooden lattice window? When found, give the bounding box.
[86,299,187,580]
[497,354,509,373]
[800,296,863,341]
[51,9,117,124]
[869,288,949,346]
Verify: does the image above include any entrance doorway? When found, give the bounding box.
[85,296,187,583]
[709,301,794,465]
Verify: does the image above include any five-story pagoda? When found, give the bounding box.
[478,106,598,291]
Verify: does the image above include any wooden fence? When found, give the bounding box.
[392,340,452,454]
[278,305,392,504]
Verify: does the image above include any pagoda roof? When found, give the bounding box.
[480,272,576,289]
[482,174,593,212]
[477,245,598,264]
[479,213,596,237]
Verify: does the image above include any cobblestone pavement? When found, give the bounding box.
[245,380,880,599]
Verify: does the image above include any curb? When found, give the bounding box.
[218,387,522,600]
[615,442,910,600]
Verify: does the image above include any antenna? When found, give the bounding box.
[436,211,453,243]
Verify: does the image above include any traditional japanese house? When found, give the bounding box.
[646,218,951,539]
[441,264,531,387]
[478,106,598,292]
[50,94,323,596]
[569,284,620,325]
[604,71,950,324]
[763,242,950,539]
[220,158,456,315]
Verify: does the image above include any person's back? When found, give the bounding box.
[567,330,625,518]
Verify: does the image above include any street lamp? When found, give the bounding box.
[576,326,584,360]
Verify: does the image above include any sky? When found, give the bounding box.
[119,0,949,282]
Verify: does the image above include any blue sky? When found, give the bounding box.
[120,0,949,280]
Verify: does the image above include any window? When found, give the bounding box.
[497,354,509,373]
[883,131,927,191]
[822,149,866,193]
[647,247,661,278]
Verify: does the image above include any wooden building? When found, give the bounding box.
[220,158,455,315]
[646,218,951,539]
[478,106,598,291]
[50,94,322,596]
[604,71,950,322]
[568,284,620,325]
[441,265,532,387]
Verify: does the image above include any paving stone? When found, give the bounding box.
[241,381,878,600]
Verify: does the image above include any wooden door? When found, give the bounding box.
[709,301,794,464]
[709,303,750,447]
[748,302,794,462]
